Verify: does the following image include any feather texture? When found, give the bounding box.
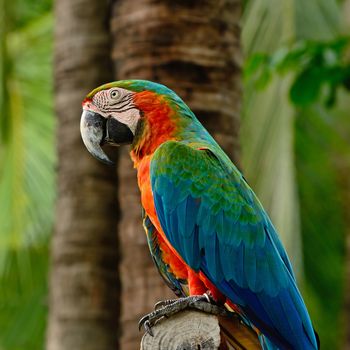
[83,80,319,350]
[150,141,318,350]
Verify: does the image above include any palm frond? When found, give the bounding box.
[0,3,54,348]
[242,0,340,275]
[0,12,54,264]
[242,0,344,348]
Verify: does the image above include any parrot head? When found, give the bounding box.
[80,80,194,165]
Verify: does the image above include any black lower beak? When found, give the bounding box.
[104,118,134,146]
[80,110,114,165]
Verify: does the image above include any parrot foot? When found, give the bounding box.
[139,294,229,336]
[154,298,178,310]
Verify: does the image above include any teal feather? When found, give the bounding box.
[89,79,318,349]
[150,140,318,350]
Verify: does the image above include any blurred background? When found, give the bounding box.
[0,0,349,349]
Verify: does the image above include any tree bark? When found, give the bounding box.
[46,1,120,349]
[110,1,242,349]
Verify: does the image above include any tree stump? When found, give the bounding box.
[140,310,221,350]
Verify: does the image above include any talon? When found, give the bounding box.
[154,299,177,310]
[154,301,163,310]
[138,314,149,331]
[203,292,211,303]
[154,300,167,310]
[144,320,154,337]
[139,295,232,335]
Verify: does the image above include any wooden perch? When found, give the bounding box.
[140,310,221,349]
[140,310,261,350]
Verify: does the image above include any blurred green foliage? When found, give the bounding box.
[295,105,347,347]
[245,37,350,107]
[242,0,349,348]
[0,0,54,349]
[0,247,48,350]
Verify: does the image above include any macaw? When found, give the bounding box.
[80,80,319,350]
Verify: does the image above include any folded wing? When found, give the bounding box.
[150,141,318,350]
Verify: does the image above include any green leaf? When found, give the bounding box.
[244,53,269,78]
[290,68,323,106]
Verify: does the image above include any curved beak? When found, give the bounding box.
[80,110,114,165]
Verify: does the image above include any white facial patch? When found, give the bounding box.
[114,108,140,134]
[92,87,141,134]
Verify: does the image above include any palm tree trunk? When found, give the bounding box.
[110,1,242,348]
[46,1,120,349]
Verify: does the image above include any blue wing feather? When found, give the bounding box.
[150,141,318,350]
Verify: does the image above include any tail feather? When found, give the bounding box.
[218,315,261,350]
[259,334,280,350]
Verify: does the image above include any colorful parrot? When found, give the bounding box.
[80,80,319,350]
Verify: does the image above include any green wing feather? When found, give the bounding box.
[150,140,318,350]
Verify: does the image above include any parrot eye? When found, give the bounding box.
[109,89,120,100]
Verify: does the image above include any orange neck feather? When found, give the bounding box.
[131,91,178,167]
